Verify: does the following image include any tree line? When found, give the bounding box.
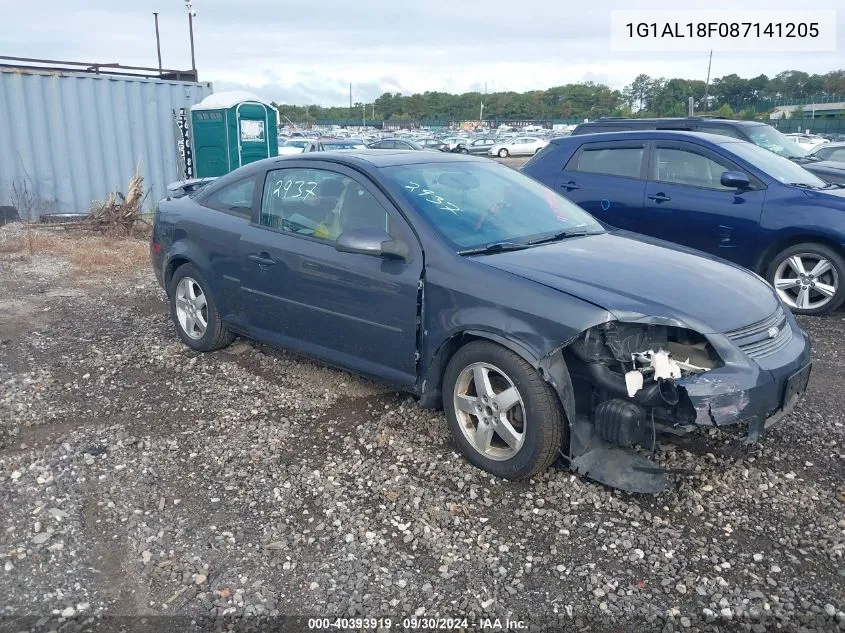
[273,69,845,123]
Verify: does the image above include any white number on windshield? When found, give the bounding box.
[405,181,460,213]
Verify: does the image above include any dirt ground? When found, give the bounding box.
[1,223,844,633]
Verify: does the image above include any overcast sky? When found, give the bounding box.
[3,0,843,106]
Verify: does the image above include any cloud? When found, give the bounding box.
[4,0,844,106]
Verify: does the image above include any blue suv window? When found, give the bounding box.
[571,145,644,179]
[653,146,734,190]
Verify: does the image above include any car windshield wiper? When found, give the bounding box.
[786,182,821,189]
[458,242,531,256]
[526,228,598,245]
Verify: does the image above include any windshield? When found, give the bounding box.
[745,124,808,158]
[724,141,827,187]
[283,140,308,148]
[381,161,604,249]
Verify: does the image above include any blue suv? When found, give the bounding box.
[522,131,845,315]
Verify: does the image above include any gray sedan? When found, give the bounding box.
[455,138,497,155]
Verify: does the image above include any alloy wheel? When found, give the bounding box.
[175,277,208,340]
[453,362,526,461]
[773,253,839,311]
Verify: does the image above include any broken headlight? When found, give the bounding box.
[570,322,723,399]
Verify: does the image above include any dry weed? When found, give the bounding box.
[0,226,149,276]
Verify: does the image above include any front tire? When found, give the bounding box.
[498,148,509,158]
[459,148,469,154]
[168,263,234,351]
[443,341,564,479]
[765,243,845,315]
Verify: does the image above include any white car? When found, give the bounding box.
[785,133,829,151]
[278,139,323,155]
[442,136,470,150]
[489,136,548,157]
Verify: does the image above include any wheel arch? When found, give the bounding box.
[419,330,577,424]
[163,240,214,296]
[754,232,845,276]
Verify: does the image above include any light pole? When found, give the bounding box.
[153,12,163,73]
[362,103,366,128]
[185,1,197,73]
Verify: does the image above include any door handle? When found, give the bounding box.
[647,192,671,202]
[559,181,579,191]
[248,253,276,266]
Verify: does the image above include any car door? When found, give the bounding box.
[515,138,534,155]
[238,163,423,387]
[196,175,260,319]
[554,140,647,230]
[642,140,766,267]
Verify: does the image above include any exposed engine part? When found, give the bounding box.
[594,399,649,447]
[585,361,679,407]
[623,349,710,397]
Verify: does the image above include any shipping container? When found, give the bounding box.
[0,67,212,217]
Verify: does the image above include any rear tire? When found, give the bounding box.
[498,148,509,158]
[443,341,564,479]
[765,243,845,316]
[168,263,234,351]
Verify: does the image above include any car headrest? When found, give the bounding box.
[319,178,345,198]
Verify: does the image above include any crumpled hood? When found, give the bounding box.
[476,232,779,334]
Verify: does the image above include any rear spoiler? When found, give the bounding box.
[165,177,217,199]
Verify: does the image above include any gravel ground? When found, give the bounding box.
[1,224,844,633]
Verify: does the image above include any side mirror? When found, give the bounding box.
[335,227,409,261]
[721,171,751,189]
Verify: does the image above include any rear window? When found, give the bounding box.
[571,145,644,179]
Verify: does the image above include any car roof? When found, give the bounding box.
[552,130,745,145]
[579,117,765,128]
[245,150,492,173]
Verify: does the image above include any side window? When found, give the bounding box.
[260,169,390,243]
[826,148,845,162]
[203,178,255,217]
[653,146,734,190]
[571,145,644,179]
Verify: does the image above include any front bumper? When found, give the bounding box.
[675,316,812,442]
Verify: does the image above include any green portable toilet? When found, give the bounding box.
[191,91,279,177]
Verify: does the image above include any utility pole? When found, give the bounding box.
[185,1,197,73]
[349,82,352,122]
[703,49,713,112]
[153,13,163,73]
[362,103,366,128]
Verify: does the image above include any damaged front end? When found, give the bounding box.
[556,319,809,493]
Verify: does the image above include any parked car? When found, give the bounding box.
[150,150,811,492]
[809,141,845,163]
[785,133,829,151]
[278,139,323,155]
[489,136,548,157]
[320,139,368,150]
[455,138,497,155]
[572,118,845,185]
[416,138,451,151]
[522,130,845,315]
[367,138,425,150]
[442,137,470,150]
